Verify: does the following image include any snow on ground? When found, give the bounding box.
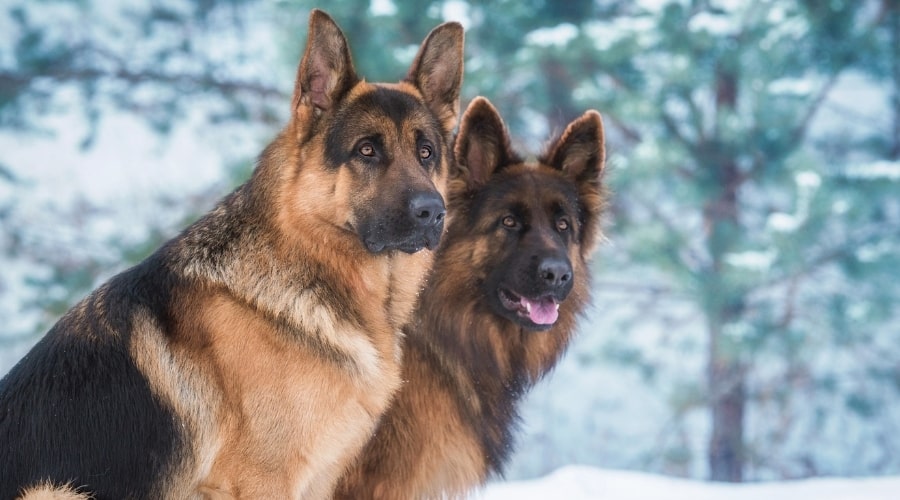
[476,466,900,500]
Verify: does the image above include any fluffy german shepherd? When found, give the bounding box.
[335,97,606,499]
[0,10,463,499]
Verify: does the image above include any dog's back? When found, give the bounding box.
[0,254,183,499]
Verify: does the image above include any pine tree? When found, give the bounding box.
[549,0,900,480]
[457,0,900,480]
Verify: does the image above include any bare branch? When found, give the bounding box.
[753,222,900,293]
[789,74,840,145]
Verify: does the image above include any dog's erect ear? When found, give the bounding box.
[405,22,464,132]
[292,10,358,121]
[454,97,516,187]
[544,110,605,186]
[544,110,606,254]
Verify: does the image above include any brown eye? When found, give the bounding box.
[557,218,570,231]
[359,143,375,157]
[419,145,433,160]
[502,216,517,228]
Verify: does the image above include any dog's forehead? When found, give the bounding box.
[322,85,445,168]
[337,85,437,132]
[473,167,580,226]
[498,168,578,210]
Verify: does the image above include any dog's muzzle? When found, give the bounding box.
[360,190,446,254]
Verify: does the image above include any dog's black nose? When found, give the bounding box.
[409,191,445,228]
[538,257,572,288]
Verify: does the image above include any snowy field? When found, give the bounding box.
[477,466,900,500]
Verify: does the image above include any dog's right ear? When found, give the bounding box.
[454,97,517,187]
[291,10,359,129]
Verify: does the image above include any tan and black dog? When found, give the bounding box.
[336,97,606,499]
[0,10,463,499]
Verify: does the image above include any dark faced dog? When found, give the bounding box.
[336,97,606,498]
[0,10,463,499]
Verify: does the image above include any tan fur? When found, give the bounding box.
[336,98,606,499]
[369,347,488,497]
[147,22,457,498]
[191,291,390,496]
[17,483,91,500]
[5,10,462,500]
[160,13,459,497]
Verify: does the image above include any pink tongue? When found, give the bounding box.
[523,297,558,325]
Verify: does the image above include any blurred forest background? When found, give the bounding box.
[1,0,898,484]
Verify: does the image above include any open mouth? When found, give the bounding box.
[498,288,560,326]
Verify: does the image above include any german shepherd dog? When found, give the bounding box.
[0,10,463,499]
[335,97,606,499]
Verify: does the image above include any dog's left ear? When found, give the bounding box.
[405,22,465,132]
[543,110,606,253]
[544,110,605,184]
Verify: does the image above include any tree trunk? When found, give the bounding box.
[707,315,746,482]
[890,2,899,160]
[705,60,747,482]
[540,58,581,134]
[704,207,747,482]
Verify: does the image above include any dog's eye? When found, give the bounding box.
[557,218,570,231]
[419,145,433,160]
[502,216,517,228]
[358,143,376,157]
